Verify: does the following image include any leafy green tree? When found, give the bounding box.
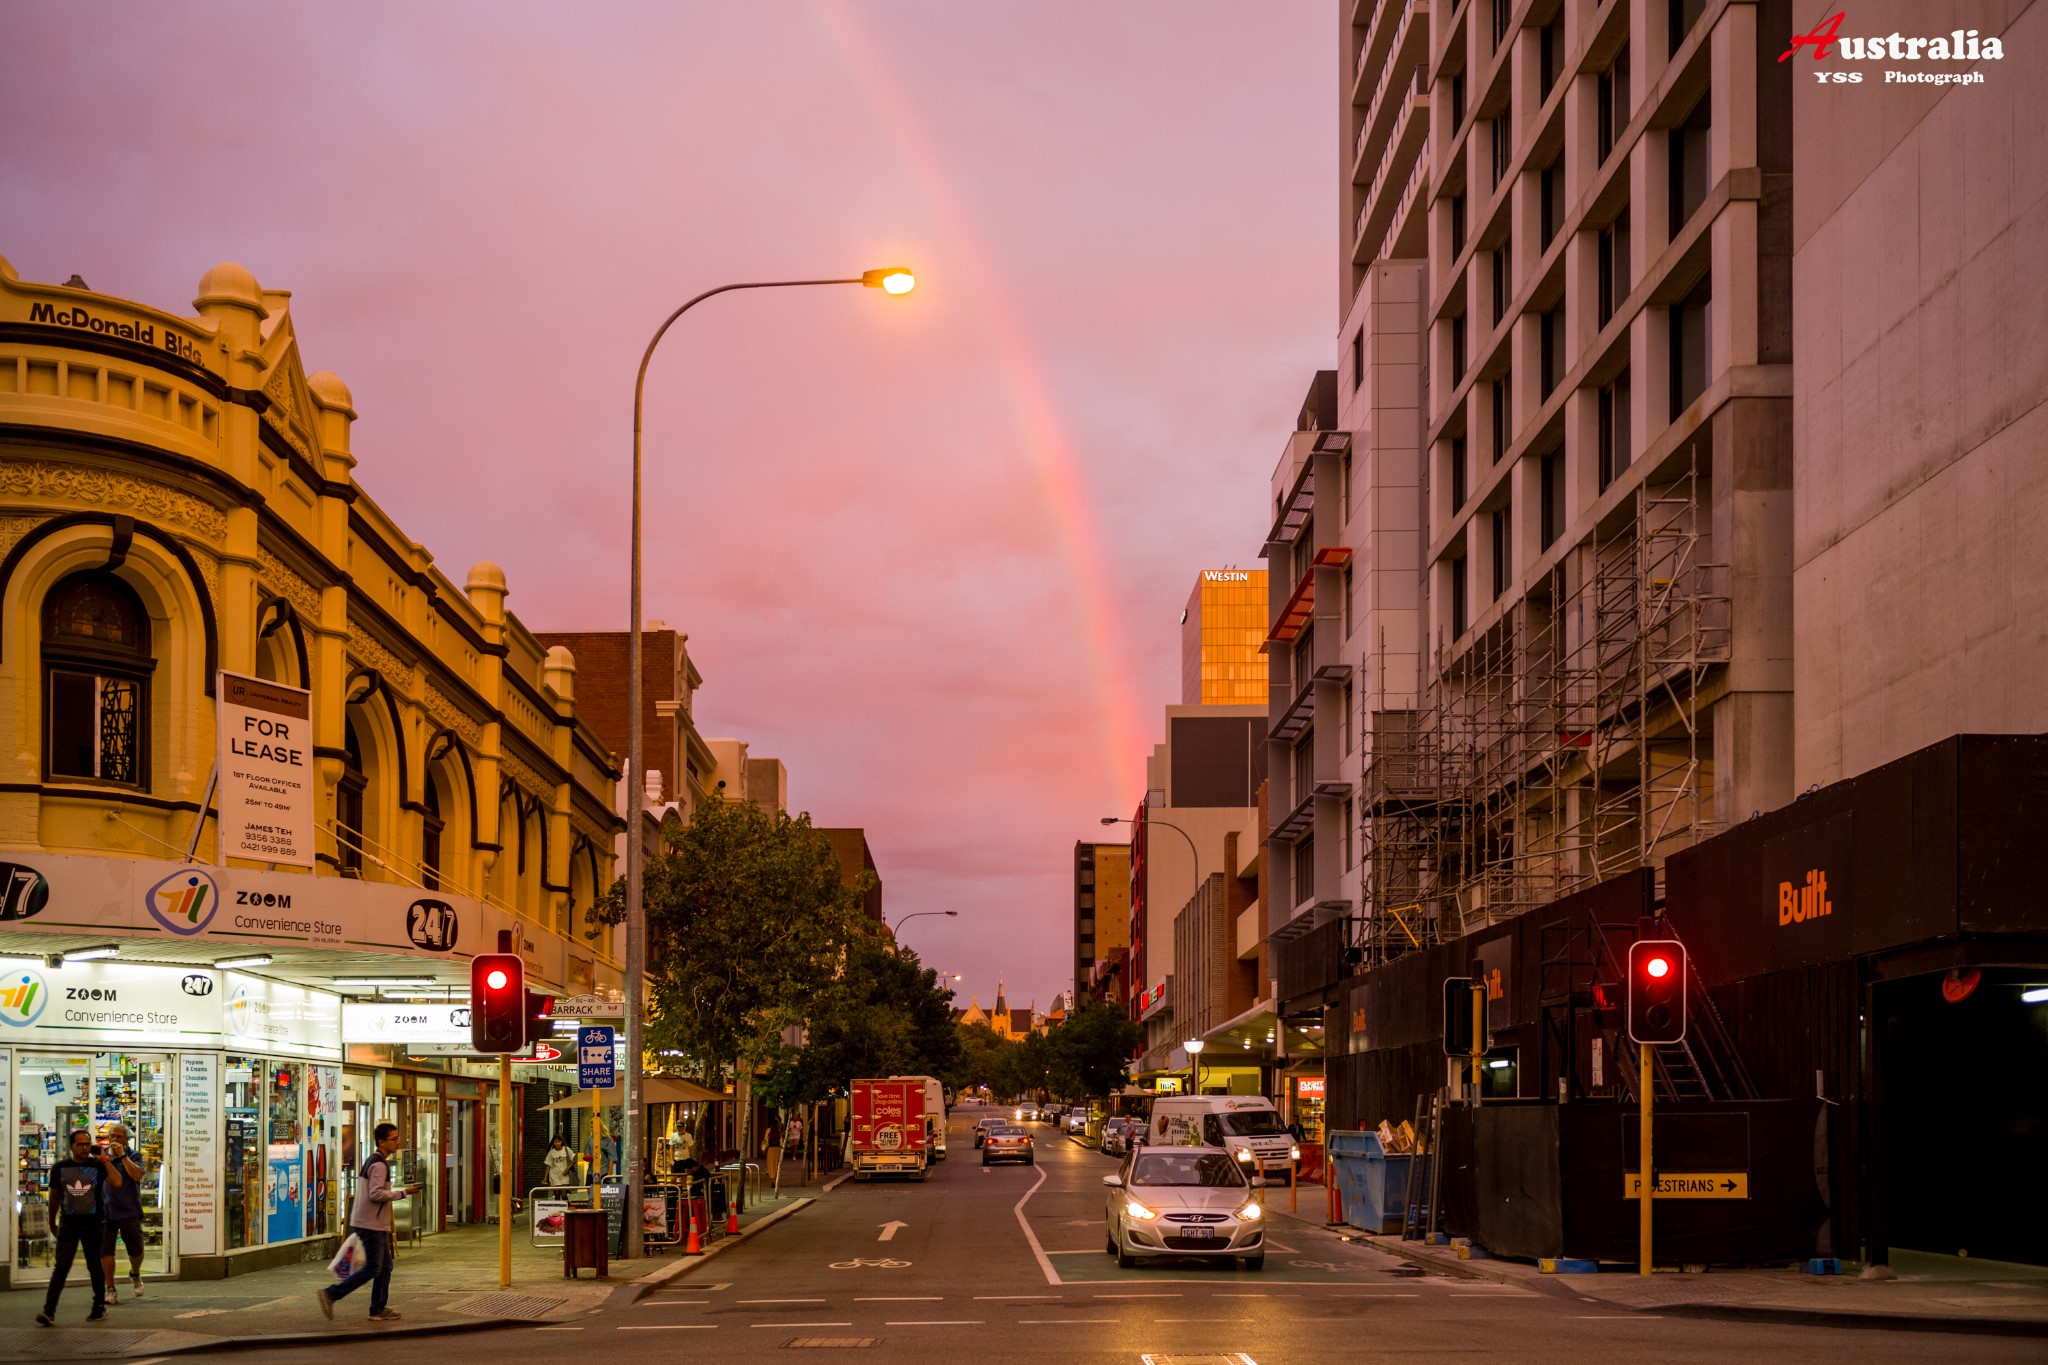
[1045,1001,1145,1099]
[993,1027,1054,1100]
[589,797,876,1087]
[947,1022,1012,1095]
[768,941,963,1102]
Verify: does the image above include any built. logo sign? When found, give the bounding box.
[1777,868,1834,926]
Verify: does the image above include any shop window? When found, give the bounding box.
[338,720,367,875]
[42,571,152,787]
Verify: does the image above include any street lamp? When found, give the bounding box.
[1184,1038,1206,1096]
[1100,815,1200,889]
[624,266,914,1258]
[890,909,958,937]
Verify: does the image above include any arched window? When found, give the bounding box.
[43,571,153,786]
[338,719,367,876]
[422,772,443,891]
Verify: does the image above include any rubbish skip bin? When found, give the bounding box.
[1326,1131,1424,1234]
[563,1208,609,1278]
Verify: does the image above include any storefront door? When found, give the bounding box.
[14,1051,174,1283]
[444,1100,474,1226]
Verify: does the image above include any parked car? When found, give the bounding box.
[1103,1146,1263,1270]
[974,1116,1007,1148]
[1041,1103,1065,1125]
[982,1125,1035,1166]
[1100,1117,1134,1155]
[1065,1109,1089,1134]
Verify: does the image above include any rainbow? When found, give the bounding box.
[816,0,1149,800]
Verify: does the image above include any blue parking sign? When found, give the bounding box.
[578,1025,615,1089]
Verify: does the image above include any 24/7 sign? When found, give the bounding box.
[1624,1172,1749,1200]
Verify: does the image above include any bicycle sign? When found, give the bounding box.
[830,1257,911,1269]
[578,1026,615,1089]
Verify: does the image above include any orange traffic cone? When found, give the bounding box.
[726,1205,740,1236]
[685,1209,702,1254]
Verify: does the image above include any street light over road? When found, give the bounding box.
[624,265,914,1258]
[1099,814,1200,889]
[1185,1037,1206,1096]
[891,909,959,938]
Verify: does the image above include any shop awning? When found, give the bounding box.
[541,1076,726,1108]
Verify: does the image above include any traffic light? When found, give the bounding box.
[1627,940,1688,1044]
[470,953,525,1053]
[1442,976,1485,1058]
[523,990,555,1050]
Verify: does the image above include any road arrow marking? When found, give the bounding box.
[878,1220,908,1242]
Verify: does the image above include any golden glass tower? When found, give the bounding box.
[1182,569,1269,705]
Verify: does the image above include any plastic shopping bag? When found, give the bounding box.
[329,1232,363,1278]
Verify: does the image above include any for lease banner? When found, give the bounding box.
[216,672,315,868]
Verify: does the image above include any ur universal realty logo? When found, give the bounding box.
[1781,9,2006,85]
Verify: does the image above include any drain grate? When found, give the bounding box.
[448,1291,571,1319]
[784,1337,880,1348]
[0,1327,161,1355]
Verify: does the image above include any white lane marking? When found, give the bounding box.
[1011,1159,1057,1285]
[885,1320,984,1325]
[1574,1314,1662,1319]
[855,1296,942,1301]
[750,1321,853,1328]
[1093,1292,1181,1298]
[619,1324,716,1330]
[535,1326,585,1332]
[877,1219,908,1241]
[1021,1318,1117,1324]
[974,1294,1062,1300]
[1046,1249,1102,1255]
[739,1297,827,1303]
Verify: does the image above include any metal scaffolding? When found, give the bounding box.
[1357,443,1728,965]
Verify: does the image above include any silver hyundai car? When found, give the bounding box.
[1102,1146,1264,1270]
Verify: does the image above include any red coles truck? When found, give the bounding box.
[851,1077,930,1181]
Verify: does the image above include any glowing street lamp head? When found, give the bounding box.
[862,266,916,295]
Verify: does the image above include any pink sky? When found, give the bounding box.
[1,1,1333,1008]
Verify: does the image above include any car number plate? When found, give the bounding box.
[1181,1225,1213,1240]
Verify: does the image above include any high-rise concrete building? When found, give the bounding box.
[1074,841,1131,1002]
[1182,568,1271,705]
[1286,0,1799,977]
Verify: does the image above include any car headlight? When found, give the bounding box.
[1234,1148,1254,1162]
[1125,1198,1159,1221]
[1236,1202,1262,1221]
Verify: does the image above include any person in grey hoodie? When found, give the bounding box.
[317,1122,417,1322]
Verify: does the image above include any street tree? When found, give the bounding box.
[589,797,877,1091]
[1045,1000,1144,1098]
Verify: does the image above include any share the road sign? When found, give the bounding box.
[578,1025,615,1089]
[1623,1171,1749,1199]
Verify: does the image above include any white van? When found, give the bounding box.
[1146,1095,1296,1177]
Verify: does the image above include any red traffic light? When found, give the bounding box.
[1626,940,1688,1045]
[470,954,525,1053]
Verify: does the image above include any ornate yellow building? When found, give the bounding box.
[0,251,630,1274]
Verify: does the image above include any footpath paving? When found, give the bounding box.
[0,1186,813,1361]
[1265,1202,2048,1336]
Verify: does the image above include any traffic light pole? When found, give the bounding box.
[500,1054,513,1287]
[1639,1041,1652,1276]
[1470,988,1484,1096]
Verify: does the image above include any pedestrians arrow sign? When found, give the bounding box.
[877,1220,908,1242]
[1623,1171,1749,1199]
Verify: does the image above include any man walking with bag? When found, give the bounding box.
[318,1122,415,1322]
[36,1129,116,1325]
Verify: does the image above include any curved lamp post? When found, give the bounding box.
[889,909,958,938]
[624,266,914,1257]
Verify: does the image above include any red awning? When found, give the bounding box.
[1266,546,1354,644]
